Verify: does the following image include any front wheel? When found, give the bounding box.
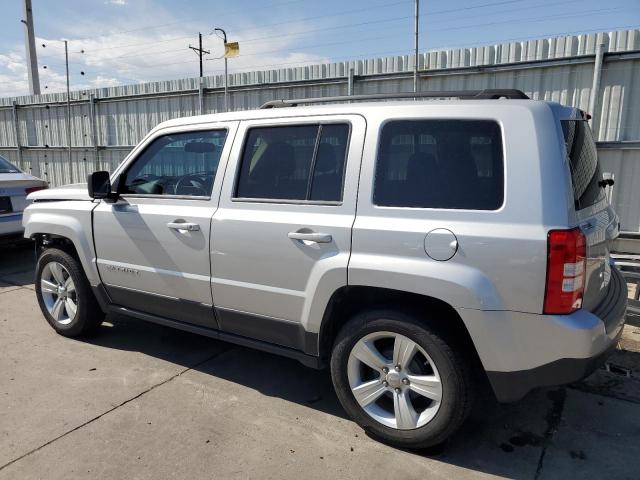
[35,248,105,337]
[330,309,474,449]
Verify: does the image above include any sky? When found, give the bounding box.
[0,0,639,97]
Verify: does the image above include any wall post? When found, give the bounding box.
[89,94,99,173]
[11,101,23,171]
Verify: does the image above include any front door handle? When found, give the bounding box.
[167,221,200,232]
[288,232,332,244]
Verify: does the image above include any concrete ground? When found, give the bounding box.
[1,243,640,480]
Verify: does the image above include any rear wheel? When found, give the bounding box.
[330,309,474,449]
[35,248,104,337]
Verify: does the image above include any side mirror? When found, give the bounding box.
[87,171,114,200]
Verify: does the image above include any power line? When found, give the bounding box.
[429,6,628,34]
[428,22,640,50]
[57,0,613,65]
[0,0,615,59]
[96,6,631,68]
[225,0,585,48]
[79,2,630,60]
[41,31,406,77]
[70,34,195,53]
[69,0,412,53]
[66,0,584,63]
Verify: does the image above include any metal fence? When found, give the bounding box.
[1,28,639,229]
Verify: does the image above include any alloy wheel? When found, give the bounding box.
[347,331,442,430]
[40,261,78,325]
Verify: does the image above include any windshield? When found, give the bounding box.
[0,156,20,174]
[561,120,605,210]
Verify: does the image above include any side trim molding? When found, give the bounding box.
[215,307,319,355]
[107,305,322,369]
[106,284,218,329]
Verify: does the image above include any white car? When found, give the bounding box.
[0,155,47,243]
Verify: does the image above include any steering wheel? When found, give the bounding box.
[174,174,209,196]
[130,173,160,186]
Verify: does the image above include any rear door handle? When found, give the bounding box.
[167,221,200,232]
[288,232,332,243]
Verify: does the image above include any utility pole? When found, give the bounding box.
[189,32,210,78]
[64,40,73,181]
[214,28,229,112]
[21,0,41,95]
[414,0,419,93]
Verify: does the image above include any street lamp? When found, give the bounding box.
[213,28,239,112]
[213,28,228,112]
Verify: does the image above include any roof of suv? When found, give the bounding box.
[154,99,580,132]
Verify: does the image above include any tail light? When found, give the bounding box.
[544,228,586,314]
[25,185,47,195]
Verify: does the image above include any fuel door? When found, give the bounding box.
[424,228,458,261]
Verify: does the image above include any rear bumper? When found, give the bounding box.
[458,266,627,402]
[486,324,623,402]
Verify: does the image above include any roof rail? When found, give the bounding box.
[259,89,529,109]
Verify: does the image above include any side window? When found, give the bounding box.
[374,120,504,210]
[235,123,349,202]
[121,130,227,197]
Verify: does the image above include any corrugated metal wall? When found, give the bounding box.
[0,29,639,229]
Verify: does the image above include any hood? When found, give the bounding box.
[27,183,91,201]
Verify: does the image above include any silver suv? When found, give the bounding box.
[23,90,627,449]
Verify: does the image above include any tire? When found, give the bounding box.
[330,308,474,449]
[35,248,105,337]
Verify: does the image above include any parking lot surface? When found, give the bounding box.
[1,243,640,479]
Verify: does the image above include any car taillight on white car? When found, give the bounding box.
[544,228,586,314]
[25,185,47,195]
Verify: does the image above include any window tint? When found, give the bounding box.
[235,124,349,202]
[310,125,349,201]
[374,120,504,210]
[562,120,604,210]
[121,130,227,197]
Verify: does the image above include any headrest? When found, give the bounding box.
[315,143,338,174]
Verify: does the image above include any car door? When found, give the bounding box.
[93,122,238,328]
[211,115,365,352]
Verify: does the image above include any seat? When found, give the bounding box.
[439,141,479,208]
[404,152,438,206]
[243,141,297,198]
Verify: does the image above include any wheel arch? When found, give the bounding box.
[29,229,99,286]
[33,233,79,258]
[318,286,486,379]
[24,207,100,286]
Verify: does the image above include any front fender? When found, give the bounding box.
[23,201,99,285]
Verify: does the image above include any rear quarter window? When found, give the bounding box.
[562,120,605,210]
[374,120,504,210]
